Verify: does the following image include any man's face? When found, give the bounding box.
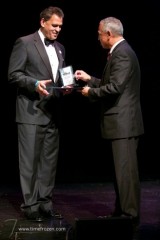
[98,22,110,49]
[41,14,63,40]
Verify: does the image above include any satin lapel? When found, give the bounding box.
[33,32,53,80]
[54,42,64,83]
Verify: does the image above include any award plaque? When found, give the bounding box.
[46,66,83,90]
[59,65,75,86]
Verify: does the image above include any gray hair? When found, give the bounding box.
[100,17,124,36]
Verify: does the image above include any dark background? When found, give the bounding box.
[3,0,160,185]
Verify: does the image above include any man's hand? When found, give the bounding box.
[35,79,52,96]
[74,70,91,82]
[80,86,90,97]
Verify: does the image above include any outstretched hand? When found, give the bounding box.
[74,70,91,82]
[35,79,52,96]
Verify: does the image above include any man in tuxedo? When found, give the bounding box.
[75,17,144,226]
[8,6,66,221]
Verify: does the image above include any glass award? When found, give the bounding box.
[47,65,83,90]
[55,65,83,90]
[59,65,75,87]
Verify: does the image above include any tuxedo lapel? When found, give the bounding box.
[33,32,65,84]
[54,42,64,67]
[54,42,64,83]
[33,32,53,80]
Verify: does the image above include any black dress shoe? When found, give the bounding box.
[109,210,123,217]
[25,211,44,222]
[105,212,139,226]
[98,212,133,219]
[97,210,122,219]
[42,209,63,219]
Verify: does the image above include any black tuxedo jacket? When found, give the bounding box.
[8,31,65,125]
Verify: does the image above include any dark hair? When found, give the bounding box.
[40,6,64,21]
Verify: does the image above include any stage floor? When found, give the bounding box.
[0,180,160,240]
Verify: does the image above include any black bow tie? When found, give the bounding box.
[44,38,55,46]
